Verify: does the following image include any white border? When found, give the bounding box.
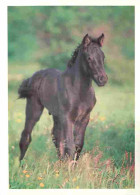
[0,0,138,6]
[0,2,8,195]
[135,3,140,195]
[0,0,140,195]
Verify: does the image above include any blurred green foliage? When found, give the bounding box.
[8,7,134,81]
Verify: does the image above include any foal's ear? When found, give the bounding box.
[97,33,105,47]
[82,34,91,48]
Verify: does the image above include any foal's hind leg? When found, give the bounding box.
[19,97,44,161]
[74,114,90,160]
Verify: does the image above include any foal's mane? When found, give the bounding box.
[67,44,81,68]
[67,35,100,68]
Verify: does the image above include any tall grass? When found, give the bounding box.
[9,147,134,189]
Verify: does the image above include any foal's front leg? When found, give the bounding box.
[57,114,75,159]
[52,116,65,158]
[74,114,90,160]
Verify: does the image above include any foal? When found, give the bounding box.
[18,34,108,161]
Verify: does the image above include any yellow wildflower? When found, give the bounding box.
[38,177,43,180]
[17,113,22,116]
[72,177,77,182]
[25,174,30,178]
[40,183,45,187]
[55,170,59,177]
[16,119,22,123]
[55,173,59,177]
[55,170,59,174]
[22,170,28,174]
[76,186,79,189]
[99,116,106,121]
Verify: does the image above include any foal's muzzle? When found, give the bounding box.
[93,74,108,86]
[98,75,108,86]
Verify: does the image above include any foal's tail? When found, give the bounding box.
[18,78,34,99]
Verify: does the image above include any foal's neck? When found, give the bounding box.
[66,50,92,90]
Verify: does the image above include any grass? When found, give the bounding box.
[8,63,135,189]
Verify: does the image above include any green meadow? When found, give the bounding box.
[8,6,134,189]
[9,63,134,189]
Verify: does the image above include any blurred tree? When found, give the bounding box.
[8,6,134,84]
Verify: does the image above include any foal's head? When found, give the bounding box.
[82,33,108,86]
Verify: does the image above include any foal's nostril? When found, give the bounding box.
[98,75,108,85]
[99,76,104,83]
